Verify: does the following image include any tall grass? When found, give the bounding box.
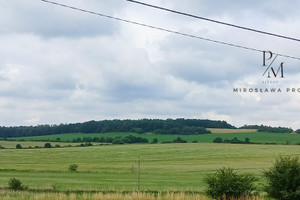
[0,190,264,200]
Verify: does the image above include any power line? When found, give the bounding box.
[40,0,300,61]
[126,0,300,43]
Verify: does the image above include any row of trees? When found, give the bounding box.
[213,137,251,144]
[71,135,151,144]
[0,119,235,138]
[54,136,189,145]
[16,142,54,149]
[154,126,210,134]
[241,125,293,133]
[13,136,152,149]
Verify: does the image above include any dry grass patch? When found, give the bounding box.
[0,191,266,200]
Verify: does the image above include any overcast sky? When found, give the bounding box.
[1,0,300,129]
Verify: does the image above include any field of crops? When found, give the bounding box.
[0,142,299,194]
[8,131,300,145]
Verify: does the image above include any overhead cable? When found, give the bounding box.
[40,0,300,61]
[126,0,300,43]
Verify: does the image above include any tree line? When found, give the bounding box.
[0,118,235,138]
[241,124,293,133]
[73,135,150,145]
[213,137,251,144]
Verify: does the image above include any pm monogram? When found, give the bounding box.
[262,51,284,78]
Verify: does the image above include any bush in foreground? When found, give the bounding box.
[263,156,300,200]
[8,178,27,190]
[204,168,257,200]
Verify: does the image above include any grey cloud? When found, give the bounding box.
[0,0,122,38]
[103,82,160,102]
[158,32,260,85]
[166,0,300,21]
[0,0,300,129]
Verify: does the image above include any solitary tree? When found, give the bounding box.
[16,144,22,149]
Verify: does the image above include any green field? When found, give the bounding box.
[0,143,299,193]
[8,131,300,145]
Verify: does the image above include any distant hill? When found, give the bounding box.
[0,118,236,138]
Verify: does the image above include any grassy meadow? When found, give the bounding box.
[0,143,299,193]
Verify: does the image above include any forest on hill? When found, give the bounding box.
[0,119,235,138]
[241,125,293,133]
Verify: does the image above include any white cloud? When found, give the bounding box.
[0,0,299,129]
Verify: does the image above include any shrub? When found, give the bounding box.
[80,143,93,147]
[173,137,187,143]
[204,168,257,200]
[44,143,52,148]
[69,164,78,172]
[263,156,300,200]
[213,137,223,143]
[8,178,27,190]
[112,139,124,145]
[245,137,250,144]
[151,138,158,144]
[16,144,22,149]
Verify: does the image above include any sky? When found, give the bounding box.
[1,0,300,129]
